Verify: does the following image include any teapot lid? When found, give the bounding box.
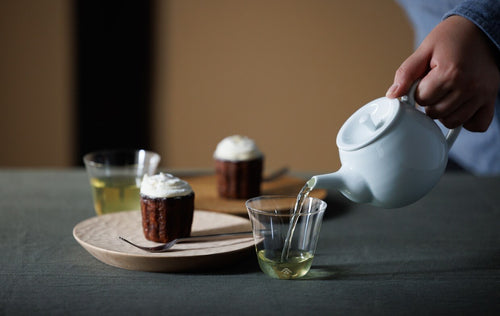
[337,97,401,151]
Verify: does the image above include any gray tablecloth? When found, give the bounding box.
[1,169,499,315]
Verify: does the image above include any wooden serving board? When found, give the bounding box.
[183,174,327,216]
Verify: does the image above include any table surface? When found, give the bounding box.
[1,169,499,315]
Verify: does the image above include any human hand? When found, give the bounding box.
[386,15,500,132]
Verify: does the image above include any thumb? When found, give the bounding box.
[386,48,431,98]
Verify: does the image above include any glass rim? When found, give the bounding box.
[245,195,327,217]
[83,149,160,167]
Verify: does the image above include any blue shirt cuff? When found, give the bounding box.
[443,0,500,51]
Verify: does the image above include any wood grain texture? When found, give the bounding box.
[73,210,254,272]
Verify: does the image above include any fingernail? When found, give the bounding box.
[386,84,399,97]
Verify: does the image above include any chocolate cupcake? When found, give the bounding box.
[214,135,263,199]
[140,173,194,243]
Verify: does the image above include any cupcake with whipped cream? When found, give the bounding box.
[140,173,194,243]
[214,135,263,199]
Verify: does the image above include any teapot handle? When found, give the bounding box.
[444,126,461,151]
[405,81,462,151]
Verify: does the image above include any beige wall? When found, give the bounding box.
[0,0,73,167]
[152,0,413,173]
[0,0,413,172]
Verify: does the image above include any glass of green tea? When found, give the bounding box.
[83,149,160,215]
[246,195,326,280]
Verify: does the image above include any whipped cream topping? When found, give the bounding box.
[140,173,193,198]
[213,135,263,161]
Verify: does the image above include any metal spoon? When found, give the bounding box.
[119,231,253,253]
[263,166,289,182]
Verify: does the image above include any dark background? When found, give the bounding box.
[74,1,154,165]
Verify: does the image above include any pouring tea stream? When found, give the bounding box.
[308,82,461,208]
[280,82,460,266]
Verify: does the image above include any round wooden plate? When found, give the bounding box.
[73,210,254,272]
[183,175,327,215]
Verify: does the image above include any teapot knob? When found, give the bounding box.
[359,113,382,131]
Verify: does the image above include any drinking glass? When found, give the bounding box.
[246,195,326,279]
[83,149,160,215]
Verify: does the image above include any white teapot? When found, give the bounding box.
[310,83,461,208]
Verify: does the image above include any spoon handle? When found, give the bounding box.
[176,231,253,243]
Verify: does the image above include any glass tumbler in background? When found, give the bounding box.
[246,195,327,279]
[83,149,160,215]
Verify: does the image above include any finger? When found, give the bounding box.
[438,97,480,129]
[414,68,453,107]
[462,104,494,132]
[422,88,463,119]
[386,49,431,98]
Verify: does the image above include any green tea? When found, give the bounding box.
[90,176,140,215]
[257,249,314,279]
[281,181,314,261]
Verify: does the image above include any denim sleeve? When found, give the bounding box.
[444,0,500,50]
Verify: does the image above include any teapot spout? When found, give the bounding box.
[309,167,373,204]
